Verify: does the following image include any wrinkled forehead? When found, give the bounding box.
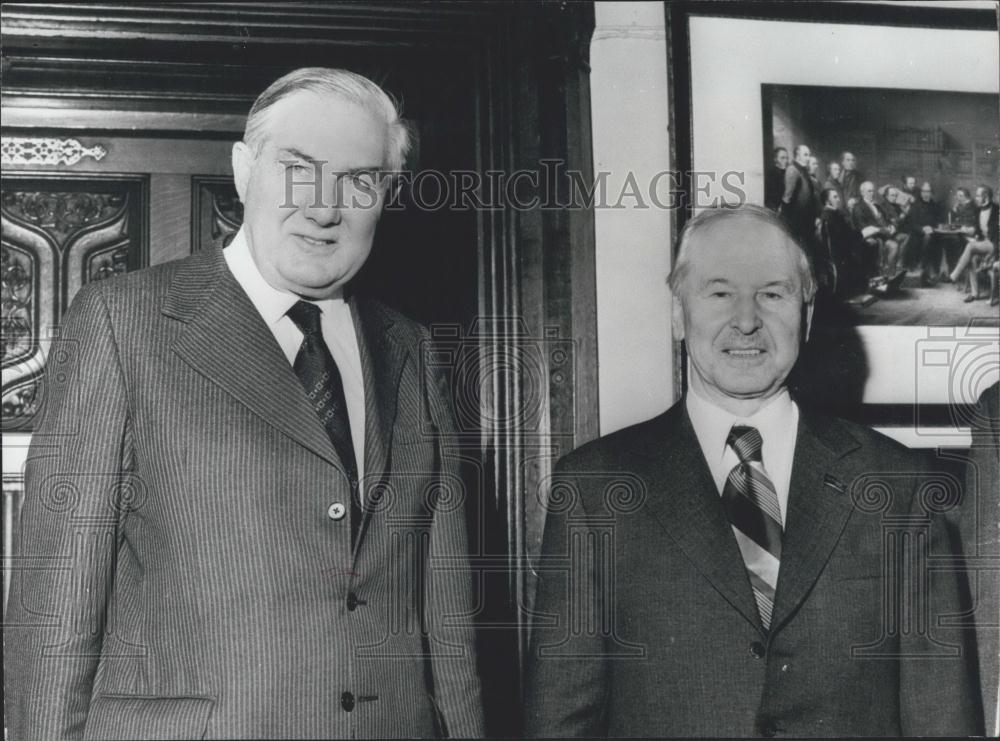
[686,216,803,281]
[256,90,389,160]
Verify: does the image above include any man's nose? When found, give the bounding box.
[731,295,763,334]
[303,177,343,227]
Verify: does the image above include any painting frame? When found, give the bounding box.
[665,0,1000,448]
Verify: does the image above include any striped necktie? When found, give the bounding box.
[287,300,361,545]
[722,425,783,631]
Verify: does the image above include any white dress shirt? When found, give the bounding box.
[685,387,799,526]
[223,229,366,486]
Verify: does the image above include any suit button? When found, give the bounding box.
[327,503,347,520]
[347,592,359,611]
[341,691,355,712]
[749,641,766,659]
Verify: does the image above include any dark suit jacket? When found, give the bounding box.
[765,166,786,211]
[4,247,484,740]
[851,199,891,237]
[525,401,981,737]
[974,202,999,246]
[952,202,978,230]
[780,164,817,218]
[963,382,1000,732]
[841,170,863,204]
[908,197,941,232]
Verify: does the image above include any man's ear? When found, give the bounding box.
[803,299,815,343]
[671,293,686,341]
[231,141,253,203]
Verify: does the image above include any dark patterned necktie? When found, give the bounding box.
[287,300,361,544]
[722,425,783,631]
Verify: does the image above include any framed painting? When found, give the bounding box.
[666,0,1000,448]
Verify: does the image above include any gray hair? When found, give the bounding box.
[243,67,411,173]
[667,204,817,302]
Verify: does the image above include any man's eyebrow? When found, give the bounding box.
[275,150,382,174]
[277,146,320,163]
[762,280,795,289]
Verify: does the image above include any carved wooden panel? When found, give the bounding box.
[190,176,242,252]
[1,175,149,431]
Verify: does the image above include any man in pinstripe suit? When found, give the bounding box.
[5,68,485,740]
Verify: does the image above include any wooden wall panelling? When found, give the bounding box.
[190,176,242,252]
[1,173,149,432]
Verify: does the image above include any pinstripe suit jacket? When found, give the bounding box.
[4,247,485,740]
[525,401,982,737]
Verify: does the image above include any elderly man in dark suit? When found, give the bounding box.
[4,67,484,740]
[524,204,981,737]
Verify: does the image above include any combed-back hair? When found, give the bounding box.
[243,67,411,173]
[667,204,817,302]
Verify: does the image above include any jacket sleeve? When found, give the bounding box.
[4,283,131,741]
[523,457,609,738]
[423,355,486,738]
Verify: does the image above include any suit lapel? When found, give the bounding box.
[164,247,344,472]
[770,410,862,633]
[639,405,765,634]
[351,297,409,560]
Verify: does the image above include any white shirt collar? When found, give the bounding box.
[686,386,796,470]
[223,228,349,323]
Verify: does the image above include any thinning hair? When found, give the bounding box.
[793,144,809,158]
[977,184,994,202]
[242,67,411,172]
[667,204,817,302]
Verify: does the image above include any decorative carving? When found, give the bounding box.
[1,176,147,431]
[1,191,126,243]
[1,379,41,428]
[211,190,243,240]
[0,246,34,364]
[89,246,130,282]
[1,137,108,167]
[191,177,243,252]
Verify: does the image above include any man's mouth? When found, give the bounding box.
[299,235,336,246]
[724,348,765,358]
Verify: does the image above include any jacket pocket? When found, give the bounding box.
[84,694,215,740]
